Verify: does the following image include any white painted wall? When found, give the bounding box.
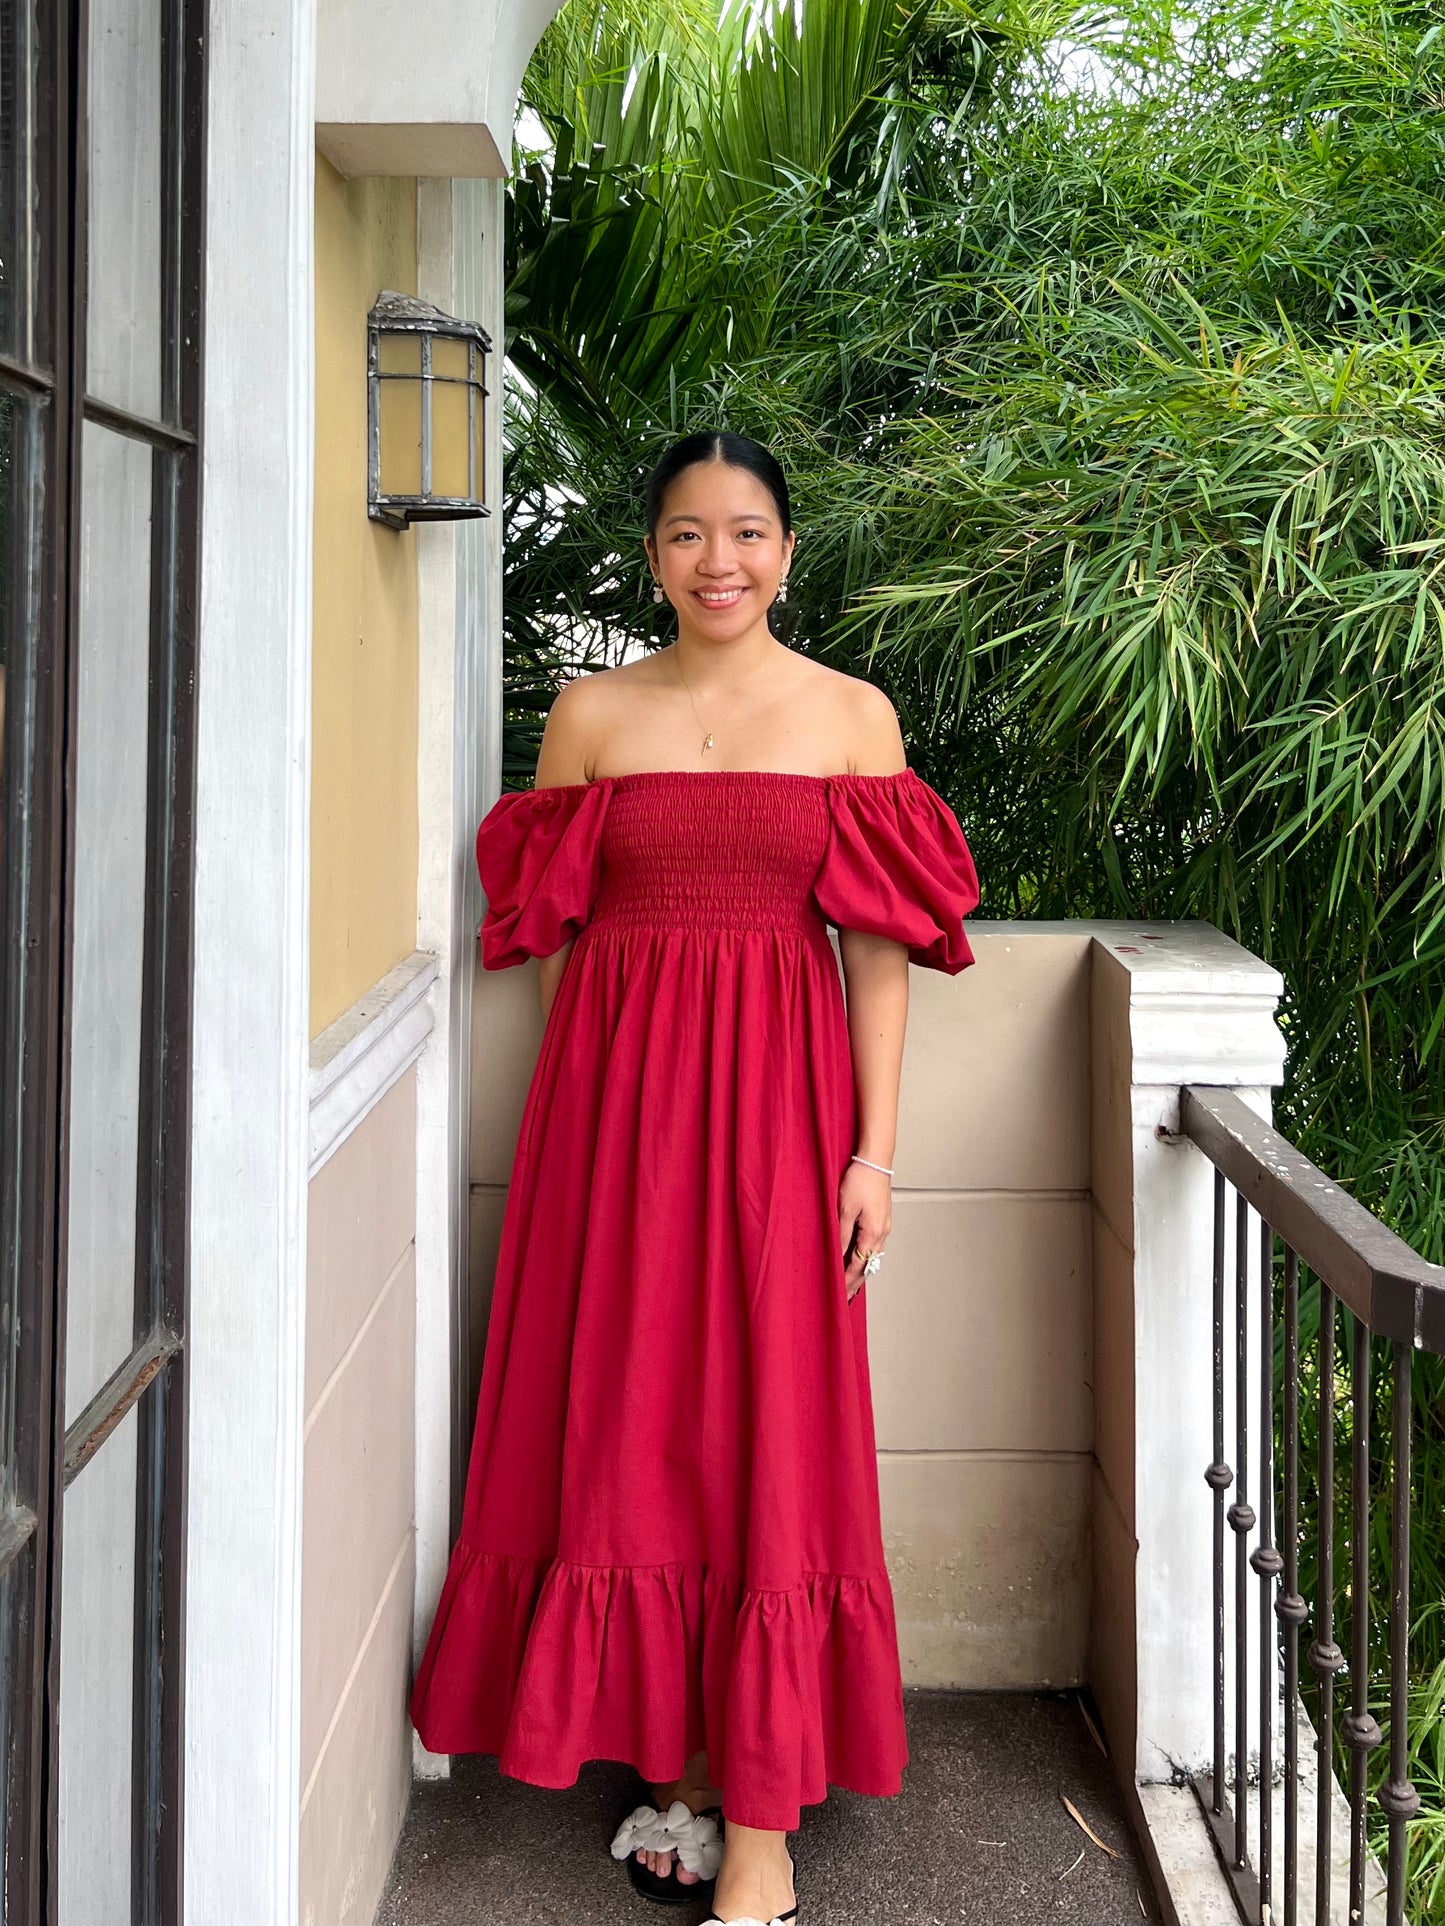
[189,0,563,1901]
[186,0,315,1919]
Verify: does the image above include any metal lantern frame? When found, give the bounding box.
[366,289,493,528]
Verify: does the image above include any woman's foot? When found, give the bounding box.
[633,1751,724,1884]
[710,1824,795,1923]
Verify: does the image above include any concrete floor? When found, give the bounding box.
[375,1689,1164,1925]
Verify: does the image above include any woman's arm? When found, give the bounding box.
[537,942,574,1030]
[836,685,911,1300]
[532,678,593,1026]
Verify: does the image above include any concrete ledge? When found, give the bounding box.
[1140,1691,1398,1926]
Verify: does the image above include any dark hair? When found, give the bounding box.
[643,431,792,543]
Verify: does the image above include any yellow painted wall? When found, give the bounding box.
[310,156,419,1038]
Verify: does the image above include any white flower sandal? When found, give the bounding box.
[700,1906,798,1926]
[609,1787,724,1904]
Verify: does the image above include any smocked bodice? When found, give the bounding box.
[589,771,831,939]
[472,765,980,975]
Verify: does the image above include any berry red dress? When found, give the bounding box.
[409,766,979,1830]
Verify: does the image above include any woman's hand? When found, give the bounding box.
[838,1159,892,1302]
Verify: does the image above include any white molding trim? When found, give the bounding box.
[1088,919,1287,1093]
[308,950,439,1177]
[1128,988,1288,1091]
[186,0,315,1918]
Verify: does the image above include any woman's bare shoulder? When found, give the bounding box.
[537,659,667,783]
[792,659,905,775]
[534,672,604,786]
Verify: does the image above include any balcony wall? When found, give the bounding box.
[870,929,1094,1687]
[302,1069,418,1926]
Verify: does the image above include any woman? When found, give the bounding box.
[410,431,980,1926]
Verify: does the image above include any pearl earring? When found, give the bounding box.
[652,582,665,604]
[776,576,789,604]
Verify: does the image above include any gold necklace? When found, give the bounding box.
[671,644,778,758]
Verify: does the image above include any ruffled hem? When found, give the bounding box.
[408,1546,909,1830]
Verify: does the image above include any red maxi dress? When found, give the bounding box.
[410,766,980,1830]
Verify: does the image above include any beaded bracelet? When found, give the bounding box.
[850,1154,894,1178]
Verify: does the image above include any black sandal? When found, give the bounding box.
[609,1772,724,1905]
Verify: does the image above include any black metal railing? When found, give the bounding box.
[1179,1086,1445,1926]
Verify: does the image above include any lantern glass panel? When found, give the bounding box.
[471,363,486,508]
[431,336,469,382]
[431,371,470,501]
[378,331,421,376]
[378,364,422,499]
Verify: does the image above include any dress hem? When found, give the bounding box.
[449,1752,905,1833]
[409,1543,910,1832]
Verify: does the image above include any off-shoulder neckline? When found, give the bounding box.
[513,767,919,792]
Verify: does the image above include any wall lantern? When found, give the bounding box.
[367,289,492,528]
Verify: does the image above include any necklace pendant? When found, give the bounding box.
[702,732,714,752]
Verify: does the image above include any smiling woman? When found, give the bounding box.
[409,429,980,1926]
[648,431,795,653]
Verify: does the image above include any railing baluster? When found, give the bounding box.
[1207,1168,1231,1818]
[1178,1088,1442,1926]
[1277,1246,1306,1926]
[1231,1191,1257,1870]
[1344,1314,1381,1924]
[1251,1216,1283,1922]
[1309,1280,1347,1926]
[1380,1340,1420,1926]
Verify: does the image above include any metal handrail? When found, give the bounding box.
[1181,1087,1445,1354]
[1176,1086,1436,1926]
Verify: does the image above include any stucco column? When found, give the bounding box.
[188,0,315,1919]
[1088,922,1286,1790]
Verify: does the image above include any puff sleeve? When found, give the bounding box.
[475,780,610,969]
[812,769,980,974]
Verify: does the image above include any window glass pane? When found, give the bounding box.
[58,1404,137,1926]
[0,1529,34,1900]
[0,0,41,364]
[65,421,151,1427]
[0,388,40,1490]
[86,0,162,417]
